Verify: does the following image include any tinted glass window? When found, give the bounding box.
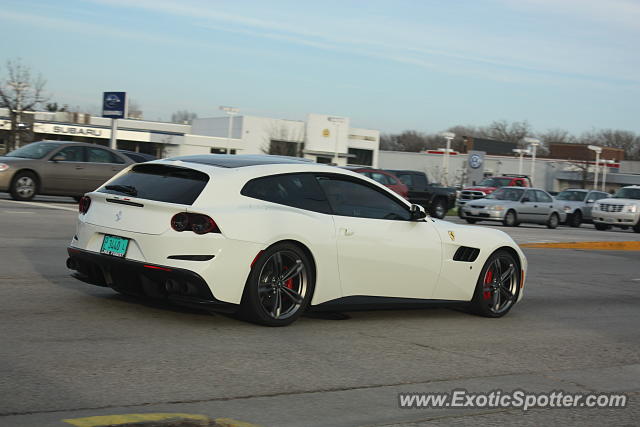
[396,174,412,187]
[241,173,331,214]
[557,190,587,201]
[370,172,391,185]
[535,190,552,203]
[88,147,124,164]
[317,176,410,220]
[55,146,85,162]
[412,174,428,188]
[486,187,524,201]
[7,142,62,159]
[524,190,537,202]
[98,164,209,205]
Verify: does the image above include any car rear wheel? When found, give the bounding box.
[503,210,518,227]
[431,199,447,219]
[634,221,640,233]
[569,211,582,227]
[470,250,520,318]
[594,223,611,231]
[239,243,315,326]
[10,171,38,201]
[547,213,559,229]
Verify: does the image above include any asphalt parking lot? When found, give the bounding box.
[1,195,638,427]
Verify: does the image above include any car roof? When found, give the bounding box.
[561,188,590,192]
[166,154,316,168]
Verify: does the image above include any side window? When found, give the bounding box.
[396,174,413,187]
[524,190,537,202]
[241,173,331,214]
[370,172,391,185]
[53,146,85,162]
[590,192,607,201]
[87,147,123,164]
[316,176,411,221]
[412,174,428,189]
[536,190,552,203]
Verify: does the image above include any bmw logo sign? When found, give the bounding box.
[469,154,483,169]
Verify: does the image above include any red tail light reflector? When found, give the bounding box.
[79,196,91,214]
[170,213,220,234]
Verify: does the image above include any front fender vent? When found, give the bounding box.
[453,246,480,262]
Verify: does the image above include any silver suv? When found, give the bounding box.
[556,189,610,227]
[459,186,566,228]
[592,186,640,233]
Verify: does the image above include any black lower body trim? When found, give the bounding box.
[311,296,463,312]
[67,247,237,313]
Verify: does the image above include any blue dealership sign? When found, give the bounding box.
[102,92,127,119]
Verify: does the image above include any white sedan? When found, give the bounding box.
[67,155,527,326]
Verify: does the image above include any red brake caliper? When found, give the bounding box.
[483,268,493,300]
[282,266,294,289]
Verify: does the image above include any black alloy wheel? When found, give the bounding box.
[569,210,582,228]
[503,210,518,227]
[470,250,521,318]
[240,242,315,326]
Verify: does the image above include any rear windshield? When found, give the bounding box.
[98,164,209,205]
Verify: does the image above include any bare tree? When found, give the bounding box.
[580,129,639,160]
[127,99,143,119]
[483,120,533,145]
[0,59,48,153]
[261,122,305,157]
[171,110,198,124]
[537,128,575,145]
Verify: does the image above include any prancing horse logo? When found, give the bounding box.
[115,210,123,222]
[448,231,455,241]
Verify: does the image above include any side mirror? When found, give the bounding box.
[410,204,427,220]
[586,199,594,204]
[521,197,530,203]
[51,155,65,162]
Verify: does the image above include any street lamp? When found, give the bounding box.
[219,106,239,154]
[523,137,540,187]
[440,132,455,186]
[588,145,602,190]
[512,148,530,175]
[328,117,346,165]
[601,159,614,192]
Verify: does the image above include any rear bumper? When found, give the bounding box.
[67,247,237,313]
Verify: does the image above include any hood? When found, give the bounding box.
[600,198,640,205]
[463,186,496,194]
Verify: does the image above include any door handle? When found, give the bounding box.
[341,227,355,236]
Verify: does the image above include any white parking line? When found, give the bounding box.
[0,199,77,212]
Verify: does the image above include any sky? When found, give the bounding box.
[1,0,639,135]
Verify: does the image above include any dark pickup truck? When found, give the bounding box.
[386,170,457,219]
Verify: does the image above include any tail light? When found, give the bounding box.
[170,213,220,234]
[79,196,91,214]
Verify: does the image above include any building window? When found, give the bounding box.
[211,148,236,155]
[347,148,373,166]
[348,134,377,142]
[316,156,332,164]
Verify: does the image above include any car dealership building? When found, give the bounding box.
[0,108,380,167]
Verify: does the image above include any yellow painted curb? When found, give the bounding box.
[521,241,640,251]
[63,413,261,427]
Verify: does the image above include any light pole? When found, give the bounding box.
[601,159,613,192]
[512,148,530,175]
[219,106,239,154]
[588,145,602,190]
[523,137,540,187]
[328,117,346,165]
[440,132,455,186]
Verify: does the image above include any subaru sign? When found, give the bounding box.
[102,92,127,119]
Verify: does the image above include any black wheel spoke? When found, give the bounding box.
[499,264,514,284]
[271,288,282,319]
[281,260,303,282]
[281,286,303,304]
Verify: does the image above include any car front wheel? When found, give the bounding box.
[10,171,38,201]
[569,211,582,227]
[594,223,611,231]
[239,243,315,326]
[547,213,559,229]
[470,250,521,318]
[503,210,518,227]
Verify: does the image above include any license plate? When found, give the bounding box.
[100,235,130,257]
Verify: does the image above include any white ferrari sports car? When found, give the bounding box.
[67,155,527,326]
